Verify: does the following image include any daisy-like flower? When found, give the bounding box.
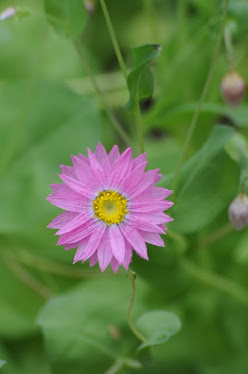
[47,143,173,272]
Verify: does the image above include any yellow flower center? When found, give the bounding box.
[93,189,129,225]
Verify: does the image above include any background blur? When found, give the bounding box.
[1,0,248,373]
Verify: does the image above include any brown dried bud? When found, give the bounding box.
[221,71,246,107]
[228,194,248,231]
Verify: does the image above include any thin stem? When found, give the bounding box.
[143,0,159,42]
[74,40,130,146]
[100,0,128,81]
[199,223,233,249]
[183,259,248,307]
[172,0,230,192]
[4,253,53,300]
[105,359,124,374]
[224,25,235,70]
[127,269,146,343]
[134,101,145,153]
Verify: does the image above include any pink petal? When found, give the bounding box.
[127,216,164,233]
[129,200,174,213]
[129,169,161,199]
[109,225,125,263]
[71,155,93,184]
[47,212,77,229]
[73,239,88,263]
[89,251,98,267]
[120,224,148,260]
[81,224,106,261]
[140,231,165,247]
[108,148,133,188]
[58,174,94,198]
[56,211,93,235]
[78,153,89,164]
[121,162,147,195]
[130,212,173,225]
[132,153,147,169]
[47,193,88,212]
[94,142,111,174]
[108,145,120,165]
[97,235,113,271]
[87,148,105,185]
[60,165,77,179]
[110,257,120,273]
[122,241,133,270]
[57,219,97,245]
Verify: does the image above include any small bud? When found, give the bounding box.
[0,6,16,21]
[221,71,246,107]
[228,194,248,231]
[84,0,96,15]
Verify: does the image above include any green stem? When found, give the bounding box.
[100,0,128,81]
[224,25,235,70]
[134,101,145,153]
[105,359,124,374]
[4,252,53,300]
[74,40,130,145]
[199,223,233,249]
[127,269,146,343]
[172,0,230,192]
[166,229,188,253]
[143,0,159,41]
[183,259,248,307]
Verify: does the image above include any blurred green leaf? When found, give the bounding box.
[168,125,239,233]
[136,311,181,350]
[0,360,6,368]
[37,276,148,373]
[44,0,87,38]
[126,44,161,108]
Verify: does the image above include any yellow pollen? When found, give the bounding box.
[93,189,129,225]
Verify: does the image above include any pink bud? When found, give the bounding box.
[228,194,248,231]
[84,0,96,15]
[221,71,246,107]
[0,6,16,21]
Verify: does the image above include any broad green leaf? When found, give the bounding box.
[235,233,248,264]
[126,44,161,108]
[131,44,161,69]
[37,276,148,373]
[135,311,181,350]
[145,102,248,130]
[167,125,239,233]
[44,0,87,38]
[225,133,248,188]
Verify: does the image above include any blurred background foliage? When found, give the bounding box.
[0,0,248,373]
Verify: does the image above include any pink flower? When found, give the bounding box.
[47,143,173,272]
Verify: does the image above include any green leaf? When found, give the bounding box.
[167,125,239,233]
[44,0,87,38]
[131,44,161,68]
[37,276,148,373]
[135,311,181,350]
[0,360,6,368]
[126,44,161,108]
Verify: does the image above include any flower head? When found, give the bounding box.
[221,71,246,107]
[47,143,173,272]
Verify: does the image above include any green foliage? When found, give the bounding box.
[0,361,6,369]
[136,311,181,350]
[126,44,161,108]
[44,0,88,38]
[1,0,248,373]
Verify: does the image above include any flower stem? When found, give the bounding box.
[199,223,233,249]
[100,0,128,81]
[127,269,146,343]
[183,259,248,307]
[74,40,130,146]
[134,101,145,154]
[172,0,230,192]
[224,25,235,70]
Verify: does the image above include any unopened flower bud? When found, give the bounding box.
[221,71,246,107]
[228,194,248,231]
[84,0,96,15]
[0,6,16,21]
